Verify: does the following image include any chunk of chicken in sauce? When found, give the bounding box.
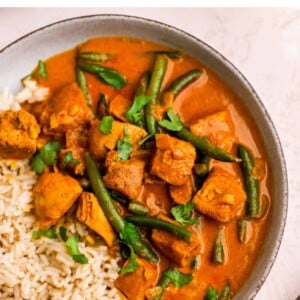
[150,134,196,186]
[60,128,89,175]
[39,82,93,134]
[76,192,116,247]
[33,172,82,228]
[169,176,195,205]
[192,167,246,222]
[89,120,147,160]
[0,109,40,159]
[190,110,236,152]
[151,215,201,267]
[108,94,131,122]
[115,258,159,300]
[103,150,146,200]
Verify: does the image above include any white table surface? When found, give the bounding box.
[1,7,299,300]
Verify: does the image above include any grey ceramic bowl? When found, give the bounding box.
[0,14,288,299]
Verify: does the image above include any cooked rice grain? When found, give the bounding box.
[0,159,120,299]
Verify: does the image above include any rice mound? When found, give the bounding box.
[0,83,121,299]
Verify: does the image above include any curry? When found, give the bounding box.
[0,36,271,299]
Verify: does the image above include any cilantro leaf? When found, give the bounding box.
[38,60,47,79]
[62,151,80,168]
[119,244,139,275]
[39,141,62,165]
[32,228,57,240]
[98,115,114,135]
[158,108,183,131]
[30,155,45,174]
[117,127,133,161]
[204,287,218,300]
[163,269,193,287]
[59,226,68,241]
[170,202,198,226]
[125,95,152,124]
[31,140,62,173]
[66,236,88,264]
[119,222,141,244]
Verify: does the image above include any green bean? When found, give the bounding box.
[78,51,110,62]
[237,219,247,243]
[177,127,240,162]
[147,50,181,59]
[145,55,168,135]
[79,62,126,90]
[128,201,149,216]
[212,230,224,264]
[166,69,201,98]
[76,67,92,106]
[135,71,151,129]
[152,271,172,300]
[125,215,191,242]
[85,153,157,262]
[96,94,108,119]
[194,155,210,189]
[219,283,231,300]
[237,144,259,217]
[85,153,125,233]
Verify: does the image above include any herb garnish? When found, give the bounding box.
[66,236,89,264]
[117,128,133,161]
[98,115,114,135]
[62,151,80,168]
[158,108,183,131]
[171,202,198,226]
[125,95,152,125]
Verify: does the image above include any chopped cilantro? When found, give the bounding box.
[158,108,183,131]
[30,155,45,174]
[38,60,47,79]
[98,115,114,135]
[119,245,139,275]
[163,269,193,287]
[30,140,61,173]
[32,228,57,240]
[170,202,198,226]
[117,127,133,161]
[62,151,80,168]
[125,95,152,124]
[204,287,218,300]
[66,236,88,264]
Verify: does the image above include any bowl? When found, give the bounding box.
[0,14,288,299]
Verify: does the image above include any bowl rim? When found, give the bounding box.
[0,13,288,299]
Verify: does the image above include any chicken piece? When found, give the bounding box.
[0,109,40,159]
[39,82,93,134]
[115,258,159,300]
[60,128,89,175]
[76,192,116,247]
[89,120,147,160]
[108,94,131,121]
[169,176,194,204]
[33,172,82,228]
[151,215,201,267]
[190,110,236,152]
[150,134,196,186]
[103,151,145,200]
[192,167,246,222]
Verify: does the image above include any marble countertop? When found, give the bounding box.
[1,7,299,300]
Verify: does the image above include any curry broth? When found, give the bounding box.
[35,36,271,299]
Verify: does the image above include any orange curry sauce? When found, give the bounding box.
[33,37,271,299]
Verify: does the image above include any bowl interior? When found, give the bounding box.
[0,14,288,300]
